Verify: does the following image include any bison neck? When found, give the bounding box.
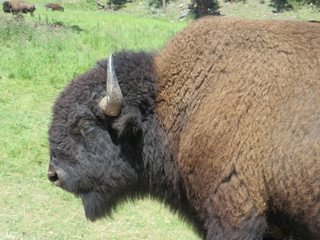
[112,51,205,235]
[141,116,204,235]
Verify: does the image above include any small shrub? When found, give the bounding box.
[107,0,130,10]
[189,0,220,18]
[270,0,320,11]
[305,0,320,7]
[270,0,293,12]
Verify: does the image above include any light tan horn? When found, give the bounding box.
[99,53,124,116]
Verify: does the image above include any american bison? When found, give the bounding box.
[48,17,320,240]
[2,1,11,13]
[9,0,35,16]
[44,3,64,11]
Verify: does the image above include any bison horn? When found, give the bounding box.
[99,53,124,116]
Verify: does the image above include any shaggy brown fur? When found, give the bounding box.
[155,17,320,239]
[9,0,35,16]
[45,3,64,11]
[48,17,320,240]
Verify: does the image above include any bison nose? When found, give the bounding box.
[47,163,65,187]
[48,170,61,187]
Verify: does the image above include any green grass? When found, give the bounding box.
[1,1,319,239]
[0,9,185,86]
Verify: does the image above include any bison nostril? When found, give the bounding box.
[48,171,59,183]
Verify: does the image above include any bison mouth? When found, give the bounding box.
[80,190,114,221]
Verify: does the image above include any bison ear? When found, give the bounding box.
[112,107,142,139]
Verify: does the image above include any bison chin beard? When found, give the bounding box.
[80,191,114,221]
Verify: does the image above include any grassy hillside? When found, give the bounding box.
[0,1,319,239]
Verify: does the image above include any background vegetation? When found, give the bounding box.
[107,0,320,18]
[0,0,319,239]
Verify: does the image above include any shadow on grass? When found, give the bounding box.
[49,21,84,33]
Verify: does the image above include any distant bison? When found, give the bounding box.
[45,3,64,11]
[9,0,35,16]
[48,17,320,240]
[2,1,11,12]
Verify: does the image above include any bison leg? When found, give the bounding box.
[202,171,267,240]
[205,214,267,240]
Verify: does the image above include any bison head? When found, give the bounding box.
[3,1,11,13]
[48,53,155,220]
